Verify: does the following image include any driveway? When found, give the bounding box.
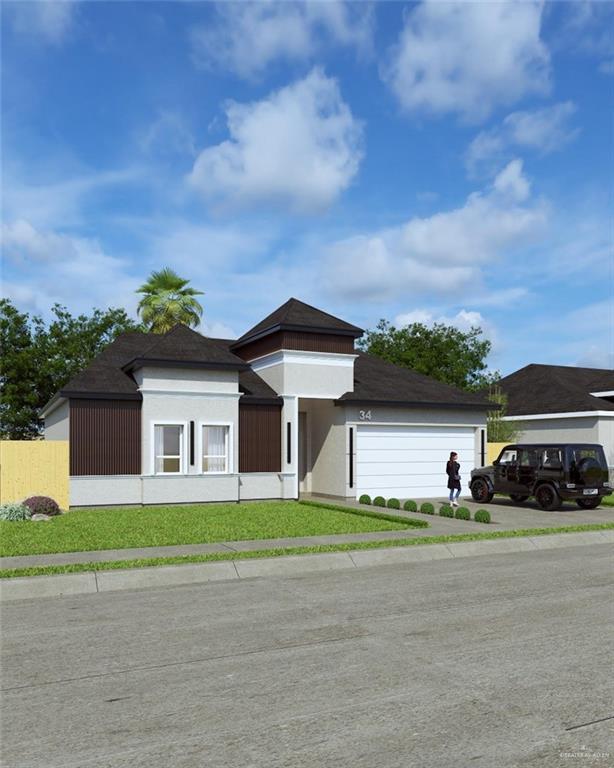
[2,543,612,767]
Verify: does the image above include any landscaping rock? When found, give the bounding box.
[31,514,52,522]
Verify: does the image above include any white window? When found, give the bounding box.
[202,425,229,473]
[154,424,183,474]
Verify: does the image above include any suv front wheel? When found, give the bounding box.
[471,478,493,503]
[576,497,602,510]
[535,484,562,511]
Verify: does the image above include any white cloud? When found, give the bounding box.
[188,69,363,213]
[191,1,373,79]
[140,112,196,159]
[466,102,578,176]
[4,1,76,45]
[383,0,550,121]
[324,160,547,300]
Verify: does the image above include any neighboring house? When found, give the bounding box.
[42,298,492,507]
[497,364,614,472]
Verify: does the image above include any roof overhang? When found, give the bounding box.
[231,323,363,350]
[503,410,614,421]
[122,357,250,373]
[591,390,614,398]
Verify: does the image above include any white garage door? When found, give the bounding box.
[356,425,475,499]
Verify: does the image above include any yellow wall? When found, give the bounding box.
[0,441,69,510]
[487,442,509,465]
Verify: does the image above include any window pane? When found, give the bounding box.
[163,425,181,455]
[163,458,180,473]
[203,426,226,455]
[203,456,226,473]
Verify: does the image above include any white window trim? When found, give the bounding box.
[199,421,233,475]
[150,421,188,476]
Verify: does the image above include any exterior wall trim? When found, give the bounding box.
[138,389,241,399]
[503,411,614,421]
[590,391,614,398]
[250,349,358,371]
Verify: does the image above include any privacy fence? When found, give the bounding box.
[0,441,69,510]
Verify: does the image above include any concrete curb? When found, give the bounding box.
[1,530,612,602]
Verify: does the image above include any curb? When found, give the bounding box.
[1,530,611,602]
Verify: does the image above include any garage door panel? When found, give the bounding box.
[357,435,474,451]
[357,461,461,477]
[357,448,473,464]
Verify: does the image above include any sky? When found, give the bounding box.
[1,0,613,376]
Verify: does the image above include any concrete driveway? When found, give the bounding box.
[2,543,612,768]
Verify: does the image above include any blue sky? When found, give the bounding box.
[1,1,613,375]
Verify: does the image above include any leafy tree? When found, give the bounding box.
[358,319,499,391]
[486,384,520,442]
[0,300,141,439]
[136,267,204,333]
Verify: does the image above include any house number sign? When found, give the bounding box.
[359,410,372,421]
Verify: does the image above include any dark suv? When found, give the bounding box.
[470,443,611,510]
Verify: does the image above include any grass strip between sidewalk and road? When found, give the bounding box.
[1,522,612,580]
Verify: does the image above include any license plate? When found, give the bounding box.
[583,489,598,495]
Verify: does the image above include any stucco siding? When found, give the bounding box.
[45,401,69,440]
[134,366,239,394]
[239,473,292,500]
[513,417,599,446]
[305,400,346,497]
[142,475,238,504]
[597,417,614,472]
[71,476,143,507]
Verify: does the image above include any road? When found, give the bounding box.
[1,544,613,768]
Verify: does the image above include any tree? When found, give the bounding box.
[358,319,499,391]
[0,300,141,439]
[486,384,521,442]
[136,267,204,333]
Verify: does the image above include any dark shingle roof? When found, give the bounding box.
[233,298,363,347]
[498,364,614,416]
[336,352,493,409]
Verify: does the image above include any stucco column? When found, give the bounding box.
[281,395,299,499]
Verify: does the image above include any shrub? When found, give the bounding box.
[455,506,471,520]
[0,502,32,521]
[474,509,491,524]
[358,494,372,505]
[373,496,386,507]
[23,496,60,517]
[403,499,418,512]
[420,502,435,515]
[387,498,400,509]
[439,504,454,518]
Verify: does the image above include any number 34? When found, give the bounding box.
[359,410,372,421]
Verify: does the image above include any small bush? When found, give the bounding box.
[474,509,491,524]
[23,496,60,516]
[403,499,418,512]
[420,502,435,515]
[373,496,386,507]
[455,506,471,520]
[358,494,371,505]
[439,504,454,518]
[387,498,400,509]
[0,502,32,522]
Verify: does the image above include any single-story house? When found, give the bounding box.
[41,298,492,507]
[497,364,614,472]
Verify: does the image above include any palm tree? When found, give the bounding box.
[136,268,204,333]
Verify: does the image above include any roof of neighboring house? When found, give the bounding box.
[335,352,493,410]
[497,364,614,416]
[232,297,363,347]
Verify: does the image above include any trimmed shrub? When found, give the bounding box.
[474,509,491,524]
[373,496,386,507]
[358,494,372,505]
[420,502,435,515]
[439,504,454,518]
[0,502,32,522]
[387,498,400,510]
[403,499,418,512]
[23,496,60,517]
[455,506,471,520]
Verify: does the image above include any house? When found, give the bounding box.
[41,298,492,507]
[497,364,614,472]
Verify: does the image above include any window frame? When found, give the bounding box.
[151,421,188,476]
[199,421,233,475]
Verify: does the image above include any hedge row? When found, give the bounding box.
[358,495,491,524]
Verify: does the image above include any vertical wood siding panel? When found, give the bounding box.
[239,404,282,472]
[236,331,354,360]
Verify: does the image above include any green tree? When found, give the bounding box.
[136,267,204,333]
[486,384,520,442]
[358,319,499,391]
[0,300,141,439]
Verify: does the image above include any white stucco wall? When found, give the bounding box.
[512,416,600,446]
[134,366,239,394]
[251,351,356,398]
[44,400,69,440]
[71,476,143,507]
[301,399,347,497]
[597,417,614,472]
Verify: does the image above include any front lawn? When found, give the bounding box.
[602,494,614,507]
[0,500,419,557]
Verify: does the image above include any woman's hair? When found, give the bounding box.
[449,451,457,461]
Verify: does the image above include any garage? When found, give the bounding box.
[356,424,476,499]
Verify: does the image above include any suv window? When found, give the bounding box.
[540,448,563,470]
[499,449,518,465]
[520,449,539,468]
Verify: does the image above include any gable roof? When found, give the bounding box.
[232,298,363,348]
[497,364,614,416]
[336,352,493,410]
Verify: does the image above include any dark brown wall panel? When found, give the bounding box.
[70,399,141,476]
[239,403,282,472]
[236,331,354,360]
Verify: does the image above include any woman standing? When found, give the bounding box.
[446,451,461,506]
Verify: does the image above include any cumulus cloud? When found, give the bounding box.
[324,160,547,300]
[466,102,578,176]
[188,69,363,213]
[383,0,550,121]
[4,1,76,45]
[191,1,373,79]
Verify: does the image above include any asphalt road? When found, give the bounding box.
[2,545,613,768]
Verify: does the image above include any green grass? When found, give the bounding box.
[0,500,422,558]
[602,494,614,507]
[1,522,612,579]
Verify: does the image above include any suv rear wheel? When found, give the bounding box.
[535,484,562,511]
[510,494,529,503]
[576,498,602,510]
[471,478,493,503]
